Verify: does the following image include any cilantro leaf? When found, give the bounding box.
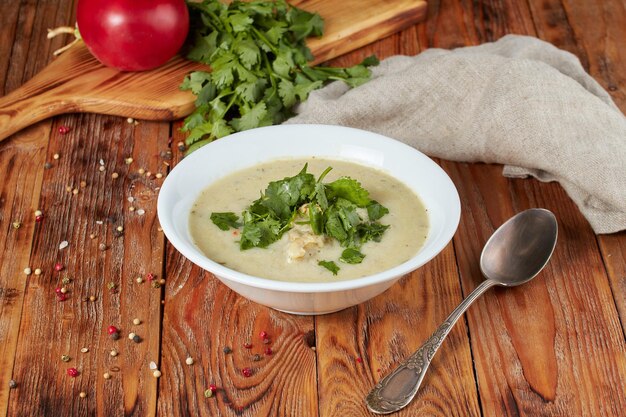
[231,102,268,131]
[326,177,371,207]
[182,0,379,150]
[340,248,365,264]
[318,260,340,275]
[210,212,240,230]
[358,222,390,243]
[367,201,389,221]
[240,217,283,249]
[211,165,389,270]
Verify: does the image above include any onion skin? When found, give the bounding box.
[77,0,189,71]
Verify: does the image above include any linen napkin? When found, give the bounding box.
[286,35,626,234]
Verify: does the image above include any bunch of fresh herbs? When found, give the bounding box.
[180,0,378,152]
[211,164,390,275]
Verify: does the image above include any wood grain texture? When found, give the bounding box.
[157,124,318,417]
[1,0,626,416]
[525,0,626,339]
[444,161,626,417]
[315,244,481,417]
[7,115,168,416]
[0,0,428,143]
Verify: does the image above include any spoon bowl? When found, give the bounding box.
[366,208,558,414]
[481,208,558,286]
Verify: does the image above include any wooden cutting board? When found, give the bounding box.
[0,0,426,142]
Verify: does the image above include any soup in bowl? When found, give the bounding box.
[157,124,460,314]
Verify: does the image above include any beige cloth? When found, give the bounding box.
[287,35,626,234]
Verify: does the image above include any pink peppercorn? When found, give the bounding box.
[264,347,273,355]
[259,331,268,340]
[57,293,67,302]
[146,273,156,281]
[241,368,252,377]
[356,357,363,363]
[243,342,252,349]
[35,215,44,223]
[54,263,63,272]
[58,126,71,135]
[209,384,217,393]
[67,368,79,377]
[107,325,119,335]
[55,287,62,295]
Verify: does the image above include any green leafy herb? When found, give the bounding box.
[340,248,365,264]
[210,212,240,230]
[212,165,390,270]
[318,260,340,275]
[181,0,379,149]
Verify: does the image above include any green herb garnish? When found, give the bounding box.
[210,212,241,230]
[181,0,379,150]
[339,248,365,264]
[209,164,390,273]
[318,260,340,275]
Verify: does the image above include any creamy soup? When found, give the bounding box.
[189,158,429,282]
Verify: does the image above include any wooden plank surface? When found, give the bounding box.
[0,0,625,416]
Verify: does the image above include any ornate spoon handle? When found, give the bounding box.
[366,279,497,414]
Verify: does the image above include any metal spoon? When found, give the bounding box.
[366,208,558,414]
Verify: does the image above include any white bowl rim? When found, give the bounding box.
[158,124,460,293]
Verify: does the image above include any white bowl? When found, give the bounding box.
[158,124,460,314]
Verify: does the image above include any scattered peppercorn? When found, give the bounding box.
[12,221,21,229]
[89,295,96,302]
[111,172,119,179]
[263,337,271,345]
[132,318,141,325]
[252,354,261,362]
[209,384,217,393]
[259,331,268,340]
[79,392,87,398]
[223,346,232,354]
[67,368,79,377]
[54,263,63,272]
[80,347,89,353]
[128,332,136,340]
[58,126,70,134]
[153,370,162,378]
[146,273,156,281]
[111,333,120,341]
[8,380,17,389]
[99,243,108,251]
[132,335,141,344]
[136,277,144,284]
[125,157,133,165]
[34,268,42,276]
[177,141,186,152]
[241,367,252,377]
[107,326,119,335]
[57,293,68,302]
[243,342,252,349]
[264,347,273,356]
[204,389,213,398]
[103,372,111,380]
[356,357,363,363]
[44,162,52,169]
[61,354,71,362]
[23,267,32,275]
[53,153,60,160]
[110,349,118,357]
[185,357,194,365]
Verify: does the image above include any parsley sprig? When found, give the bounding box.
[180,0,379,152]
[211,164,390,274]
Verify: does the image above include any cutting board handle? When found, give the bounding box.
[0,85,69,142]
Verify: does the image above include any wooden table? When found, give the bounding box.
[1,1,625,416]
